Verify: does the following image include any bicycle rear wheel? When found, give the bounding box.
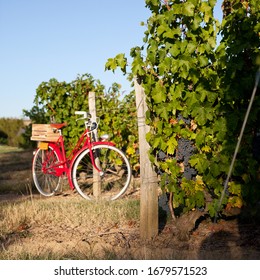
[71,144,131,200]
[32,145,61,196]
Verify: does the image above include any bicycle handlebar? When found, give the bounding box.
[75,111,91,121]
[75,111,98,132]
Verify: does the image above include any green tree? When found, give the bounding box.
[0,118,25,147]
[27,73,139,171]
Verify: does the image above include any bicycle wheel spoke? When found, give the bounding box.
[32,146,61,196]
[72,145,131,200]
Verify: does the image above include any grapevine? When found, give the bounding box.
[31,74,139,172]
[106,0,260,218]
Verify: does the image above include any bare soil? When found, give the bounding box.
[1,149,260,259]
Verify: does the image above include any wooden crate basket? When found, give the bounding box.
[31,124,60,142]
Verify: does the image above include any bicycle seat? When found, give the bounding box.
[50,123,67,129]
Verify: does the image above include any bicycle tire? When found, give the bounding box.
[32,145,61,196]
[71,144,131,200]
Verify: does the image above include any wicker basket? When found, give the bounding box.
[31,124,60,142]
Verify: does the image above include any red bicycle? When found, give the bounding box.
[31,111,131,200]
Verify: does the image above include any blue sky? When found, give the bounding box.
[0,0,222,118]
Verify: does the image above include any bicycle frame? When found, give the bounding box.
[37,127,115,190]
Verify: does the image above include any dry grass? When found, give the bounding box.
[0,195,140,259]
[0,147,143,260]
[2,193,260,260]
[0,148,33,194]
[1,148,260,260]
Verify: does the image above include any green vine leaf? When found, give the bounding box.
[105,0,260,218]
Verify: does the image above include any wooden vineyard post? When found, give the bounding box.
[134,78,158,239]
[88,91,101,198]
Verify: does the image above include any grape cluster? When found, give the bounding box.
[158,193,171,215]
[157,150,167,160]
[177,114,191,125]
[176,138,197,180]
[156,138,197,180]
[156,114,197,179]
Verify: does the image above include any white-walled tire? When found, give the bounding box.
[71,145,131,200]
[32,146,61,196]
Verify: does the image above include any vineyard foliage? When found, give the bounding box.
[105,0,260,217]
[27,74,139,171]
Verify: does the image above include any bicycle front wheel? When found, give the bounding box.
[71,144,131,200]
[32,145,61,196]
